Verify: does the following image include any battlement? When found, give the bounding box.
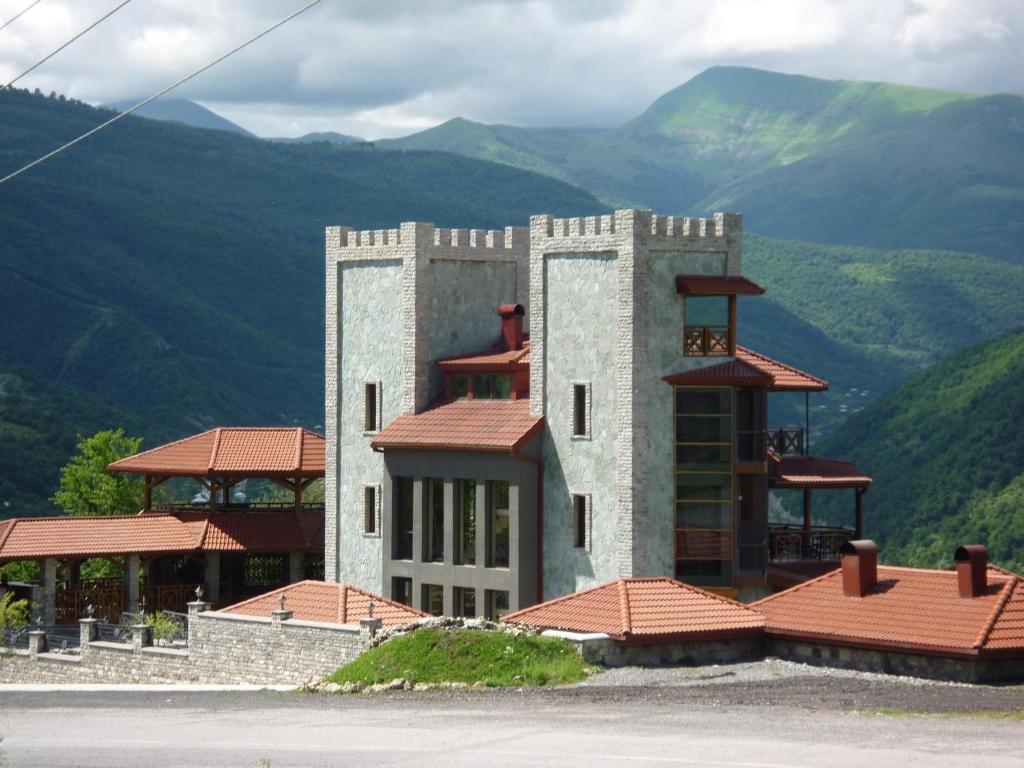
[530,210,741,240]
[331,223,528,250]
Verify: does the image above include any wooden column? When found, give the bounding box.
[144,475,153,511]
[728,295,737,356]
[855,488,865,539]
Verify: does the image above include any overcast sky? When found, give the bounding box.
[2,0,1022,139]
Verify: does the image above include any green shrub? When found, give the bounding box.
[0,592,30,634]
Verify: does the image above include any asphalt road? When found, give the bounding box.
[1,688,1023,768]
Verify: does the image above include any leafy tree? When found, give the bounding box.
[50,429,144,517]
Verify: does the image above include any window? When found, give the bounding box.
[572,382,590,438]
[392,577,412,606]
[425,478,444,563]
[488,481,510,568]
[452,375,469,398]
[457,480,476,565]
[423,584,444,616]
[485,589,509,620]
[674,388,735,587]
[363,485,380,536]
[363,381,380,432]
[455,587,477,618]
[572,494,589,550]
[683,296,731,357]
[472,373,512,400]
[394,477,414,560]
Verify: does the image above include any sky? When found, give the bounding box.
[1,0,1022,140]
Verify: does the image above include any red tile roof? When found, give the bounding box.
[437,340,530,371]
[769,454,871,488]
[0,509,323,560]
[754,566,1024,658]
[503,578,764,643]
[108,428,325,478]
[371,399,543,453]
[218,580,426,627]
[675,275,765,296]
[663,346,827,392]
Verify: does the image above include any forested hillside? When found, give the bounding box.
[384,66,1024,263]
[815,330,1024,572]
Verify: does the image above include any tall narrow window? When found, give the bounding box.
[364,382,379,432]
[425,478,444,563]
[457,480,476,565]
[572,494,589,549]
[488,481,510,568]
[423,584,444,616]
[572,383,589,437]
[485,589,509,620]
[392,577,412,606]
[455,586,476,618]
[363,485,379,536]
[394,477,413,560]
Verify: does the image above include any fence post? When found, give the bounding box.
[79,617,99,648]
[131,623,153,650]
[28,629,46,656]
[186,597,211,647]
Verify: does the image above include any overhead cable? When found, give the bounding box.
[1,0,132,93]
[0,0,324,186]
[0,0,42,32]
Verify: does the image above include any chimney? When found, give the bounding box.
[497,303,525,351]
[954,545,988,598]
[840,539,878,597]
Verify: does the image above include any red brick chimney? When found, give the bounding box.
[498,303,525,351]
[954,545,988,598]
[840,539,878,597]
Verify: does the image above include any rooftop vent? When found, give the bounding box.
[840,539,878,597]
[954,545,988,598]
[497,303,525,351]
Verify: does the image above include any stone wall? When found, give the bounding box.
[543,629,763,668]
[767,638,1024,685]
[0,605,375,686]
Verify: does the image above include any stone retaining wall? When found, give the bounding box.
[544,630,763,668]
[0,602,375,686]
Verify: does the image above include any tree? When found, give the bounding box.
[50,429,144,517]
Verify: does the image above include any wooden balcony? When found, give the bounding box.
[767,427,804,456]
[768,524,853,562]
[684,325,732,357]
[737,427,805,464]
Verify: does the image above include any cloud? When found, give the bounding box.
[0,0,1021,139]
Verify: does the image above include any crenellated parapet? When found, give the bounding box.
[331,223,528,254]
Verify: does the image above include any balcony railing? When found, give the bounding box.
[769,524,853,561]
[684,325,731,357]
[767,427,805,456]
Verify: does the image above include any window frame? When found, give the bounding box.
[362,484,381,538]
[571,492,591,551]
[571,381,591,440]
[362,380,382,434]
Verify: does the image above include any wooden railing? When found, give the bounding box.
[769,525,852,561]
[767,427,805,456]
[55,582,124,624]
[143,584,205,614]
[684,325,731,357]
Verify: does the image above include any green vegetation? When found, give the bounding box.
[385,66,1023,264]
[125,610,184,643]
[328,628,591,687]
[0,592,30,635]
[815,330,1024,572]
[51,429,144,518]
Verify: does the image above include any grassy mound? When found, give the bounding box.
[328,628,591,688]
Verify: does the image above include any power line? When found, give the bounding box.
[0,0,42,32]
[1,0,132,93]
[0,0,324,187]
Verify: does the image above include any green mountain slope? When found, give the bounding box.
[383,66,1024,263]
[0,88,605,435]
[814,330,1024,572]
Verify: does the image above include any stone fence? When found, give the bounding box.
[0,601,380,686]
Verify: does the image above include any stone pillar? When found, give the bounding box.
[41,557,57,626]
[204,552,221,606]
[186,599,211,647]
[131,623,153,649]
[125,554,141,614]
[29,584,44,624]
[79,617,99,648]
[271,608,293,627]
[359,616,383,640]
[288,551,305,584]
[28,629,46,656]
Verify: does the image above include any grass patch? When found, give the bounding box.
[328,628,593,688]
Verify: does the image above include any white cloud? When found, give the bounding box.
[0,0,1021,139]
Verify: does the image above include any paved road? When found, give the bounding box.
[1,688,1023,768]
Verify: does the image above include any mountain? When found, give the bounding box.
[270,131,366,145]
[813,330,1024,572]
[382,66,1024,264]
[102,97,253,135]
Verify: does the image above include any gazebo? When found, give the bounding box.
[0,428,326,624]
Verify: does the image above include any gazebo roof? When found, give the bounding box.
[108,427,325,478]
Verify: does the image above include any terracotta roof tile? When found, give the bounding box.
[218,581,426,627]
[371,399,543,453]
[753,565,1024,657]
[437,340,530,370]
[108,428,325,477]
[663,346,827,392]
[0,509,323,560]
[503,578,764,642]
[675,276,765,296]
[769,454,871,488]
